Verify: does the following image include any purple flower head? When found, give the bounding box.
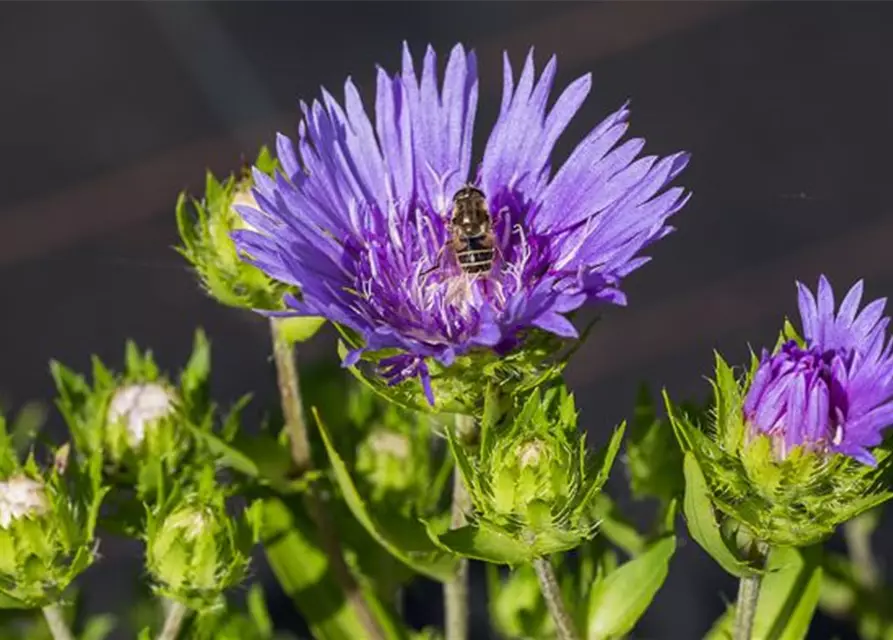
[744,276,893,465]
[233,43,690,404]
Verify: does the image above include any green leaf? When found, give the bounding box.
[0,590,30,609]
[278,316,326,344]
[80,614,118,640]
[425,521,533,565]
[681,453,761,578]
[751,545,823,640]
[180,328,211,397]
[703,607,734,640]
[186,424,310,493]
[260,497,406,640]
[586,535,676,640]
[314,409,456,581]
[245,584,273,638]
[626,386,683,503]
[591,495,646,558]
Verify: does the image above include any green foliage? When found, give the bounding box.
[0,590,116,640]
[314,408,457,581]
[626,385,683,504]
[258,496,408,640]
[174,147,311,316]
[666,352,893,552]
[0,416,108,609]
[487,534,676,640]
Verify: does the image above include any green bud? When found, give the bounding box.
[175,147,309,316]
[453,383,625,556]
[51,330,216,504]
[146,480,256,610]
[0,418,107,608]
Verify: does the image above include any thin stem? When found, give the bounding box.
[157,601,190,640]
[42,604,74,640]
[445,413,474,640]
[533,556,580,640]
[269,319,385,640]
[844,514,881,591]
[733,574,762,640]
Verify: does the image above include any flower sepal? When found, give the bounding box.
[0,418,108,609]
[431,382,624,563]
[337,325,576,416]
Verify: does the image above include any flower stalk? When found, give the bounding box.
[733,573,762,640]
[157,600,190,640]
[445,413,475,640]
[446,475,470,639]
[532,556,579,640]
[42,604,74,640]
[270,318,385,640]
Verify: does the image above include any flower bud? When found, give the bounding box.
[105,382,177,458]
[51,330,216,505]
[667,276,893,548]
[355,429,413,500]
[0,475,48,528]
[0,429,106,608]
[146,489,255,609]
[175,147,306,314]
[455,384,624,556]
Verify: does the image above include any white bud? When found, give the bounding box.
[0,475,49,528]
[107,383,175,446]
[367,430,410,459]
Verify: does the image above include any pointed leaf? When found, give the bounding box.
[426,521,532,565]
[314,408,456,581]
[682,453,761,578]
[279,316,327,344]
[260,497,407,640]
[586,535,676,640]
[751,545,823,640]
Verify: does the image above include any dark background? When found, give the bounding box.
[2,1,893,638]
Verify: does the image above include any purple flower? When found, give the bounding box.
[234,43,690,403]
[744,276,893,465]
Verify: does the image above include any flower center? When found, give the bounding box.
[346,194,548,348]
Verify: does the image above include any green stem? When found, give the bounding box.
[533,556,580,640]
[269,319,385,640]
[445,414,474,640]
[157,601,190,640]
[733,574,762,640]
[41,604,74,640]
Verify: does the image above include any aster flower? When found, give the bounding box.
[234,43,690,405]
[744,276,893,465]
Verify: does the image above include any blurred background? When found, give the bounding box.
[3,1,893,638]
